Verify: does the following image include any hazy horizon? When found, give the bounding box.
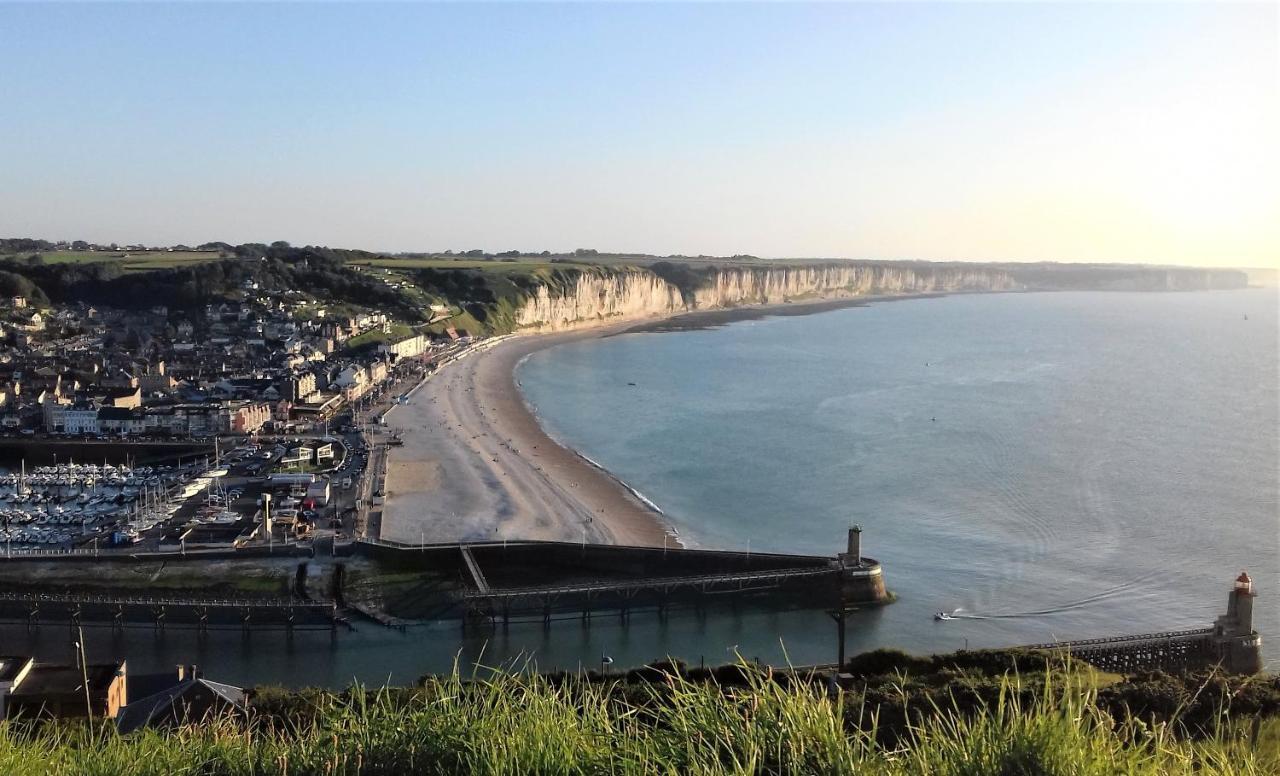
[2,2,1276,269]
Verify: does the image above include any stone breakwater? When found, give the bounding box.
[513,264,1018,332]
[512,262,1250,333]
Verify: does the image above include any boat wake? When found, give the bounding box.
[938,572,1160,621]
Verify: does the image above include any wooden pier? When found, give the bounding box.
[1022,627,1217,673]
[1018,573,1262,675]
[0,590,341,631]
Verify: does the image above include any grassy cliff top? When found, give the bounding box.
[0,240,1252,338]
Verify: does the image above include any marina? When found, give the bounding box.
[0,461,230,550]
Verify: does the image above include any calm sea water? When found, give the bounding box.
[518,290,1278,662]
[2,290,1274,685]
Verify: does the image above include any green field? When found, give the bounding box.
[1,250,225,272]
[343,322,419,349]
[7,252,596,276]
[350,257,590,272]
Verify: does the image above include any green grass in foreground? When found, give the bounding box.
[0,664,1274,775]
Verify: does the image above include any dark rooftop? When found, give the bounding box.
[9,663,123,699]
[0,655,33,683]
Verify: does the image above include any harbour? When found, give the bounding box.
[0,289,1273,686]
[0,460,229,550]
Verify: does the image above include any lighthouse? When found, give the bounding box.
[1213,571,1263,674]
[842,525,862,567]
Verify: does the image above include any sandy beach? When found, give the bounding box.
[378,293,951,548]
[379,323,676,547]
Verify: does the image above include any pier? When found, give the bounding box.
[0,528,888,633]
[360,527,890,628]
[1020,572,1262,675]
[0,591,341,631]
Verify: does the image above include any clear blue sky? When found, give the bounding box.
[1,2,1275,267]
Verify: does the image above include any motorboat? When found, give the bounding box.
[934,612,954,621]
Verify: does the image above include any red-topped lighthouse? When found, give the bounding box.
[1213,571,1262,674]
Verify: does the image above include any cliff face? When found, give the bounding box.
[688,265,1017,309]
[512,264,1017,332]
[513,270,683,331]
[509,262,1249,333]
[1006,265,1250,292]
[1155,270,1248,292]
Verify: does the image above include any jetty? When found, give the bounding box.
[1020,572,1262,675]
[0,590,340,631]
[362,526,888,628]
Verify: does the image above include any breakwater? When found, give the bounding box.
[0,530,889,631]
[361,528,889,627]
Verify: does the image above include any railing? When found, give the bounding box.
[1023,627,1215,650]
[358,537,556,551]
[1,547,105,558]
[463,565,836,601]
[0,543,308,559]
[0,590,331,609]
[459,546,491,593]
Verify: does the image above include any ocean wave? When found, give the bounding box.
[571,451,687,545]
[514,358,684,545]
[574,452,667,518]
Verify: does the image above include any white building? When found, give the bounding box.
[379,334,428,361]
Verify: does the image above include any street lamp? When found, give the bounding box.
[826,605,858,670]
[600,654,613,676]
[74,628,92,724]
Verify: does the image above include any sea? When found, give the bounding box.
[516,290,1279,663]
[1,289,1275,685]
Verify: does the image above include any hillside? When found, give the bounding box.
[0,239,1253,337]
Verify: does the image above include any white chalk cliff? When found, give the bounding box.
[512,264,1018,332]
[511,262,1249,332]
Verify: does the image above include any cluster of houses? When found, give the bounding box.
[0,293,440,438]
[0,655,244,732]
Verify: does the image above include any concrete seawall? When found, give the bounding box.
[359,531,891,626]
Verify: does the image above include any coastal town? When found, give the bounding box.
[0,280,480,555]
[0,2,1275,769]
